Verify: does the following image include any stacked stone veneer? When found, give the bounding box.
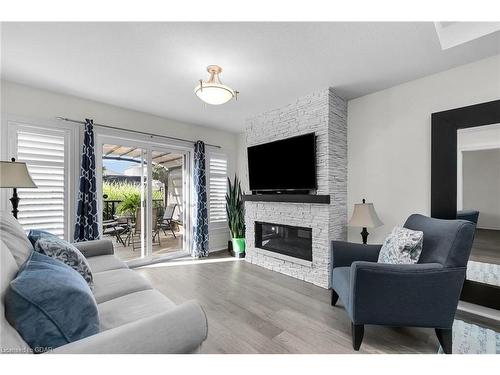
[244,88,347,288]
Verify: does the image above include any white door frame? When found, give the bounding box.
[95,130,193,266]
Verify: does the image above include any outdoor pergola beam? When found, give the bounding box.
[118,147,139,157]
[104,145,122,156]
[102,156,183,171]
[103,156,144,164]
[152,152,171,161]
[156,155,183,164]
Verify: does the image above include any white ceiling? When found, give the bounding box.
[2,22,500,133]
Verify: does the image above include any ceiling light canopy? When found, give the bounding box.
[194,65,238,105]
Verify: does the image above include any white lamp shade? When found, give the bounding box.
[0,161,37,188]
[194,83,235,105]
[348,202,383,228]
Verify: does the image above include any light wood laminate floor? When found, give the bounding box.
[135,256,489,354]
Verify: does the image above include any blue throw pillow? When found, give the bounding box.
[27,229,56,247]
[5,251,99,353]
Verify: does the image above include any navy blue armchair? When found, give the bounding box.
[456,209,479,224]
[330,214,476,353]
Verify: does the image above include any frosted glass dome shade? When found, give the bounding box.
[194,82,235,105]
[194,65,237,105]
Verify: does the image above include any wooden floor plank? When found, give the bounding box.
[135,257,491,354]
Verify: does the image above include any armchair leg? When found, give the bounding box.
[351,323,364,351]
[331,289,339,306]
[435,328,453,354]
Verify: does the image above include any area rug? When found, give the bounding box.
[438,319,500,354]
[467,261,500,287]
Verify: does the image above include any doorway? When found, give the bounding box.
[96,136,191,264]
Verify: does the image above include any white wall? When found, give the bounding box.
[235,132,249,192]
[1,80,238,153]
[347,54,500,243]
[0,80,237,251]
[462,149,500,230]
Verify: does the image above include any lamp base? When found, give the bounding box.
[10,187,19,219]
[360,227,369,244]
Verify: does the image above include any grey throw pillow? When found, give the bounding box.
[378,226,423,264]
[34,237,94,290]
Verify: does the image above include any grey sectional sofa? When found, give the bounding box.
[0,212,208,354]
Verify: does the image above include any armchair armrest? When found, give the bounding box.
[50,300,208,354]
[73,239,114,258]
[331,241,381,268]
[350,261,466,328]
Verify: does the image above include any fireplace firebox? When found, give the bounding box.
[254,222,312,262]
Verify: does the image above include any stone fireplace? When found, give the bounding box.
[243,88,347,288]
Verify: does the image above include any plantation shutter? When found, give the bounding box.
[208,153,228,224]
[15,128,67,238]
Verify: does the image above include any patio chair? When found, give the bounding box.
[159,204,178,239]
[131,207,161,251]
[102,219,127,246]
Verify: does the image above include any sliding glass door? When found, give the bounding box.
[97,136,190,264]
[150,147,188,259]
[100,142,148,261]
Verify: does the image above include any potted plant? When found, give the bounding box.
[226,175,246,257]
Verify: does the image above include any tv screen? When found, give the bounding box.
[247,133,317,192]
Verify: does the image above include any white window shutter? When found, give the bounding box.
[208,154,228,224]
[15,129,67,238]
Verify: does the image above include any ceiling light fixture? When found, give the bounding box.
[194,65,238,105]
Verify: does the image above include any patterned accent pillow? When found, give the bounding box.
[34,237,94,290]
[378,226,424,264]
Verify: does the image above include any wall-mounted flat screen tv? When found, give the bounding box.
[247,133,317,192]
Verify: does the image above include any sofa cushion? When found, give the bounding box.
[0,211,33,267]
[5,251,99,352]
[1,240,19,297]
[1,239,32,353]
[87,254,128,273]
[34,236,94,290]
[92,268,152,304]
[378,226,423,264]
[332,267,351,313]
[98,289,176,331]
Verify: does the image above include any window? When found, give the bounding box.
[208,153,228,224]
[12,125,71,238]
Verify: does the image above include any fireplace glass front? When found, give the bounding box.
[255,222,312,261]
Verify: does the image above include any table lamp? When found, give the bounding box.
[0,158,37,219]
[348,198,383,244]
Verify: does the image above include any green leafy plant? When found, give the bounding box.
[116,192,141,215]
[226,175,245,239]
[103,181,163,201]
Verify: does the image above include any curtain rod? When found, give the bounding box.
[55,117,221,149]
